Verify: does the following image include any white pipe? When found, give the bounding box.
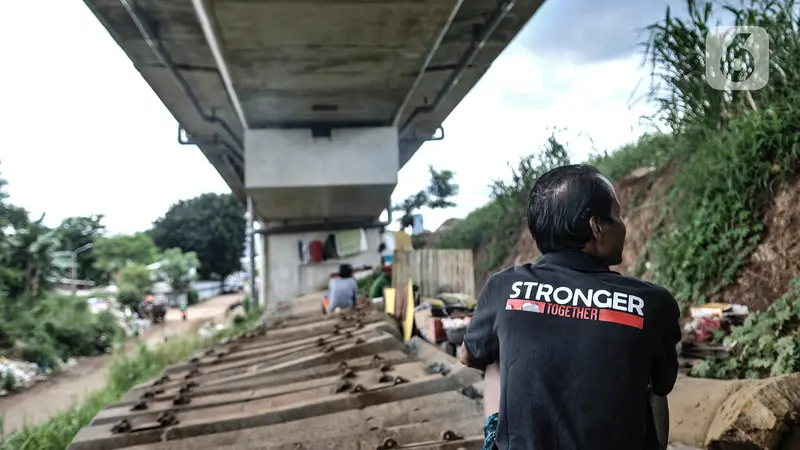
[191,0,249,130]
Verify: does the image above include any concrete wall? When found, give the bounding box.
[244,127,398,219]
[263,228,381,303]
[245,127,399,188]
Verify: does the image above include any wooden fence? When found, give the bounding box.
[391,249,475,298]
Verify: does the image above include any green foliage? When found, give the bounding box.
[186,289,199,306]
[643,0,800,131]
[438,134,570,273]
[53,216,106,285]
[0,294,121,370]
[93,232,158,277]
[0,334,215,449]
[692,277,800,380]
[149,193,245,281]
[115,264,153,311]
[357,270,382,298]
[588,133,679,182]
[116,264,152,294]
[393,166,459,229]
[647,109,800,305]
[635,0,800,306]
[157,248,200,293]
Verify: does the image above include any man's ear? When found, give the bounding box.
[589,216,604,242]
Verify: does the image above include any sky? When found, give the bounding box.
[0,0,678,235]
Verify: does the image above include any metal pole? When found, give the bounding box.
[70,243,93,296]
[246,197,258,306]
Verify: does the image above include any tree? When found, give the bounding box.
[426,166,459,209]
[93,232,158,277]
[149,193,245,280]
[4,216,61,300]
[393,166,459,229]
[157,248,200,294]
[116,263,153,311]
[54,215,106,285]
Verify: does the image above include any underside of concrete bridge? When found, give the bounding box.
[85,0,545,303]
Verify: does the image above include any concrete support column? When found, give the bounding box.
[261,228,382,303]
[244,127,399,220]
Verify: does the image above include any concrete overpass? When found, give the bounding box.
[84,0,545,304]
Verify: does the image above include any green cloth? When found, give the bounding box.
[369,274,391,299]
[336,229,363,257]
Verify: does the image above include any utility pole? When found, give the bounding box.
[71,243,93,295]
[246,197,258,306]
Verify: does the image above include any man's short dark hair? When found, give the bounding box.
[527,164,616,254]
[338,263,354,278]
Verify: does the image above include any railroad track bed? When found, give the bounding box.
[68,305,487,450]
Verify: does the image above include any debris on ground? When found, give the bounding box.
[197,322,226,339]
[0,358,46,395]
[678,302,750,374]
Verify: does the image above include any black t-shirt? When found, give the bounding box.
[464,251,681,450]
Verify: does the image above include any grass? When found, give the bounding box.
[0,302,263,449]
[432,0,800,380]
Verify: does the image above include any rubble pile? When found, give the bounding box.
[679,302,748,374]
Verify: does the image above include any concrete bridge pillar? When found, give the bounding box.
[246,126,396,305]
[245,127,398,220]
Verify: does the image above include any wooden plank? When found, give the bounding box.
[68,374,462,450]
[69,296,487,450]
[118,390,483,450]
[392,250,475,298]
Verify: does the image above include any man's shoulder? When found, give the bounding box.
[486,264,537,284]
[613,273,674,298]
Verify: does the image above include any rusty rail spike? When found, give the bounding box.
[323,345,336,353]
[130,400,148,411]
[379,374,394,383]
[356,337,366,344]
[152,374,170,386]
[156,411,180,427]
[173,392,191,406]
[316,337,325,347]
[441,430,463,441]
[350,384,365,393]
[376,437,399,449]
[344,330,353,338]
[111,419,132,434]
[339,361,348,369]
[393,376,409,386]
[342,369,356,379]
[379,362,393,372]
[335,380,352,393]
[204,348,215,356]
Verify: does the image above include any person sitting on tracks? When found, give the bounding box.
[326,263,358,313]
[459,164,681,450]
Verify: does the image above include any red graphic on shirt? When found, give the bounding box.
[505,299,644,330]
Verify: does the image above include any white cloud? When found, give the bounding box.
[394,49,657,232]
[0,0,229,234]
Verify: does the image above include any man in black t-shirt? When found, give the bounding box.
[460,165,681,450]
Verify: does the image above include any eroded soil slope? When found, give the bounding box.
[487,166,800,312]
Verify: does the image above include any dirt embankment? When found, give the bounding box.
[486,165,800,313]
